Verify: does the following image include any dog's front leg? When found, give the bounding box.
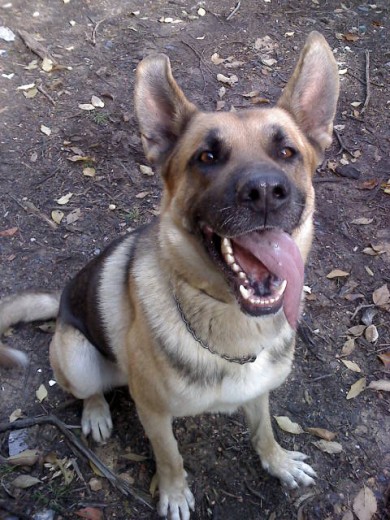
[137,407,195,520]
[243,393,316,488]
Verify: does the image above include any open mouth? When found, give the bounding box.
[202,226,305,329]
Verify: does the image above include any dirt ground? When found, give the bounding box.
[0,1,389,519]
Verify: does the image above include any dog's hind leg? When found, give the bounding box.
[244,393,316,488]
[50,323,127,443]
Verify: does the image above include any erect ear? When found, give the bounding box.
[277,31,339,154]
[134,54,197,165]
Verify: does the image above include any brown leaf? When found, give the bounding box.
[341,338,356,356]
[7,449,40,467]
[11,475,41,489]
[326,269,350,279]
[347,325,366,337]
[75,507,104,520]
[306,427,336,441]
[312,440,343,454]
[346,377,366,399]
[378,351,390,370]
[358,179,379,190]
[372,284,390,309]
[353,486,377,520]
[0,227,18,237]
[341,359,361,373]
[367,380,390,392]
[274,416,304,434]
[343,32,359,42]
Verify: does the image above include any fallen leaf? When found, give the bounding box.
[364,324,378,343]
[11,475,41,489]
[364,266,374,277]
[36,384,48,402]
[23,87,38,99]
[367,380,390,392]
[262,58,277,67]
[121,452,148,462]
[75,507,103,520]
[211,53,225,65]
[353,486,377,520]
[56,193,73,205]
[378,351,390,370]
[79,103,95,111]
[91,95,104,108]
[66,208,81,225]
[341,338,356,356]
[306,427,336,441]
[347,325,366,337]
[217,73,238,86]
[343,32,359,42]
[372,284,390,310]
[346,377,366,399]
[9,408,23,423]
[149,473,158,498]
[359,179,379,190]
[274,416,304,434]
[7,449,40,467]
[326,269,350,279]
[17,83,37,91]
[83,167,96,177]
[312,440,343,454]
[40,124,51,136]
[242,90,260,98]
[68,155,95,162]
[351,218,373,225]
[0,227,18,237]
[135,191,150,199]
[41,57,54,72]
[341,359,361,373]
[139,164,154,176]
[89,478,103,491]
[51,210,64,224]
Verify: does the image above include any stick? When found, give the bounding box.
[333,128,354,156]
[0,415,153,509]
[226,1,241,21]
[361,50,371,114]
[10,196,57,231]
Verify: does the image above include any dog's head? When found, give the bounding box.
[134,32,339,329]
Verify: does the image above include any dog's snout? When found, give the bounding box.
[237,170,291,214]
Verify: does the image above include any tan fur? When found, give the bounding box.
[0,32,339,519]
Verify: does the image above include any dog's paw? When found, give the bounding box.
[81,394,113,443]
[157,484,195,520]
[261,446,316,489]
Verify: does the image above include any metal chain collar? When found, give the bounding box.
[173,294,257,365]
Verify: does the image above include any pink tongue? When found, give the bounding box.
[233,229,305,329]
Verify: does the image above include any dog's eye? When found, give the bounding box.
[198,151,217,165]
[279,147,296,160]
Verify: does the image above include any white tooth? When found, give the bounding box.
[239,285,251,300]
[269,297,275,304]
[232,263,240,273]
[276,280,287,295]
[222,237,232,250]
[225,253,235,265]
[238,272,247,280]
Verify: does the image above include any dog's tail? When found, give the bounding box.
[0,291,61,368]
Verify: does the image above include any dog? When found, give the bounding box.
[0,31,339,519]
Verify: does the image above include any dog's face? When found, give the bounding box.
[135,32,339,329]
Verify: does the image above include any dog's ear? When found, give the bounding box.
[135,54,197,165]
[277,31,339,153]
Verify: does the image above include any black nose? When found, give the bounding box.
[236,169,291,214]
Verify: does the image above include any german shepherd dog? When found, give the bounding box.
[0,32,339,519]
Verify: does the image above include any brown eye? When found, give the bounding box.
[279,147,295,159]
[199,151,217,165]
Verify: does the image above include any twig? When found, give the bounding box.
[308,373,335,383]
[18,29,56,63]
[361,50,371,114]
[0,415,153,509]
[36,80,56,106]
[89,17,107,46]
[349,303,375,321]
[226,1,241,21]
[10,195,57,231]
[333,128,354,157]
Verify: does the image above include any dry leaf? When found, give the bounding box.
[211,53,225,65]
[41,57,54,72]
[149,473,158,497]
[242,90,260,98]
[346,377,366,399]
[9,408,23,423]
[89,477,103,491]
[341,359,361,373]
[135,191,150,199]
[83,167,96,177]
[364,324,378,343]
[11,475,41,489]
[139,164,154,176]
[79,103,95,111]
[343,33,359,42]
[23,87,38,98]
[217,73,238,86]
[121,451,148,462]
[66,208,81,225]
[56,193,73,205]
[341,338,356,356]
[367,380,390,392]
[7,449,40,467]
[91,95,104,108]
[75,507,104,520]
[353,486,377,520]
[378,351,390,370]
[372,284,390,309]
[0,227,18,237]
[306,427,336,441]
[312,440,343,454]
[17,82,36,90]
[347,325,366,337]
[40,124,51,136]
[351,218,373,225]
[274,416,304,434]
[326,269,350,279]
[68,155,95,162]
[51,210,64,224]
[36,384,48,402]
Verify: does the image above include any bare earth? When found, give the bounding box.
[0,1,389,519]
